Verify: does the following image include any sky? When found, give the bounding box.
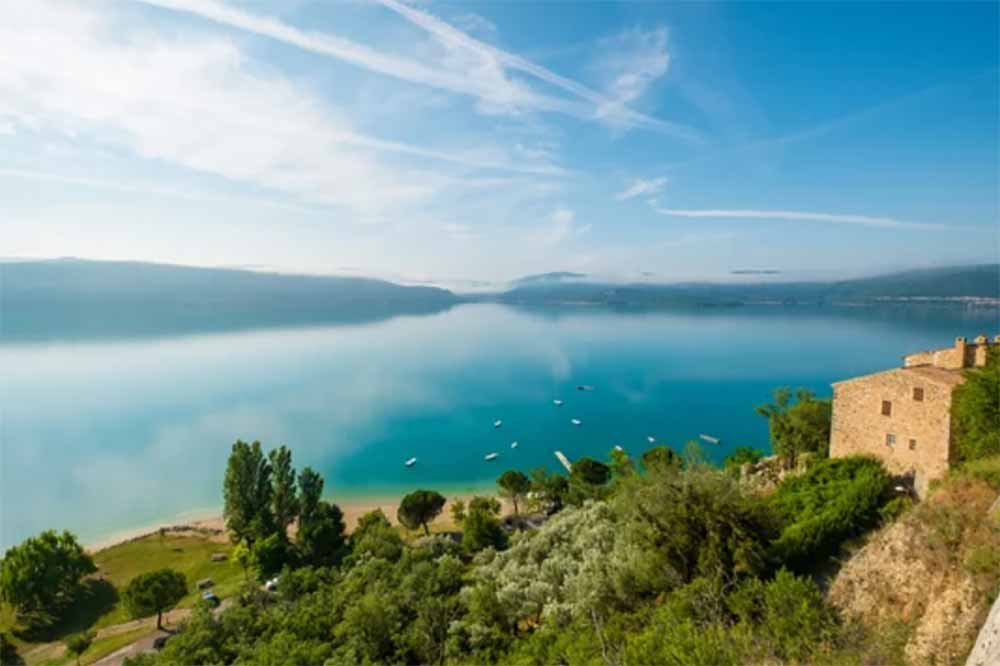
[2,0,998,288]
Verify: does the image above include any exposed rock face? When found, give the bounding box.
[829,476,999,666]
[966,592,1000,666]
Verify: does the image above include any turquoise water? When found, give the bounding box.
[2,303,996,549]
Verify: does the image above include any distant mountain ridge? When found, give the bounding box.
[488,264,1000,307]
[3,260,996,341]
[1,259,457,341]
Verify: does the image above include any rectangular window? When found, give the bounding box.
[886,433,896,447]
[909,439,917,451]
[881,400,892,416]
[913,387,924,401]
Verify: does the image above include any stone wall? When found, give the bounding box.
[831,369,953,495]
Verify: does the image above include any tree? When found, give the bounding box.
[269,446,299,536]
[724,446,765,470]
[756,388,831,468]
[460,497,507,553]
[122,569,188,630]
[298,501,347,565]
[230,541,255,582]
[65,631,94,666]
[496,471,531,515]
[223,440,275,546]
[952,349,1000,462]
[0,530,96,618]
[397,490,447,535]
[609,447,635,479]
[297,467,324,526]
[252,533,291,581]
[640,446,683,473]
[351,509,404,562]
[570,457,611,486]
[529,468,569,513]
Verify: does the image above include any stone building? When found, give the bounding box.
[830,334,998,496]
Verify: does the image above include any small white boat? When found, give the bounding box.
[404,457,417,467]
[571,418,582,426]
[511,441,519,449]
[647,436,655,444]
[614,445,624,452]
[493,420,503,428]
[553,399,564,407]
[554,450,573,472]
[699,434,720,444]
[485,452,499,461]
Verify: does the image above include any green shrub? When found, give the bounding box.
[958,455,1000,490]
[964,545,1000,579]
[723,446,765,471]
[878,496,913,524]
[951,349,1000,462]
[768,456,890,569]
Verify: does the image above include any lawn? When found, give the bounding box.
[3,531,242,662]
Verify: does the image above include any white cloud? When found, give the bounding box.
[373,0,698,139]
[593,28,671,127]
[0,0,568,221]
[616,176,668,200]
[653,208,948,230]
[535,207,589,246]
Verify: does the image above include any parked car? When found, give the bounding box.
[201,590,221,607]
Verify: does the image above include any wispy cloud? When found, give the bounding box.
[373,0,698,139]
[593,27,670,127]
[616,176,668,200]
[653,208,948,230]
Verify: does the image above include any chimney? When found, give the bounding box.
[974,334,988,344]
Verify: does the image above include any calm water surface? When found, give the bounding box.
[2,303,996,549]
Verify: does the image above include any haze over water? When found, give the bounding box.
[2,303,995,549]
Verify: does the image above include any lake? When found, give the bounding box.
[1,302,996,550]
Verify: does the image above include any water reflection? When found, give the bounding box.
[2,303,996,549]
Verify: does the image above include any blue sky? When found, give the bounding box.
[2,0,997,287]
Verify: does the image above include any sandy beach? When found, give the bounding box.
[86,493,508,552]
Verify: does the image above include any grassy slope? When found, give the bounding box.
[3,533,242,663]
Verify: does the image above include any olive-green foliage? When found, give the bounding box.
[459,497,507,553]
[0,529,96,619]
[608,448,635,480]
[397,490,447,535]
[350,509,404,563]
[756,388,832,467]
[614,465,778,590]
[0,631,21,665]
[878,495,913,524]
[139,542,466,666]
[640,445,683,473]
[528,467,568,513]
[958,455,1000,490]
[624,570,838,665]
[223,440,275,546]
[298,501,347,566]
[952,349,1000,462]
[496,471,531,514]
[768,456,890,570]
[65,630,95,665]
[268,446,299,535]
[570,457,610,486]
[121,568,187,629]
[723,446,764,470]
[251,533,291,581]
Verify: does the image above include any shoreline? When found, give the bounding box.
[85,492,504,553]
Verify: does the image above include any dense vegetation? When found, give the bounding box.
[121,415,916,665]
[952,347,1000,462]
[6,368,998,665]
